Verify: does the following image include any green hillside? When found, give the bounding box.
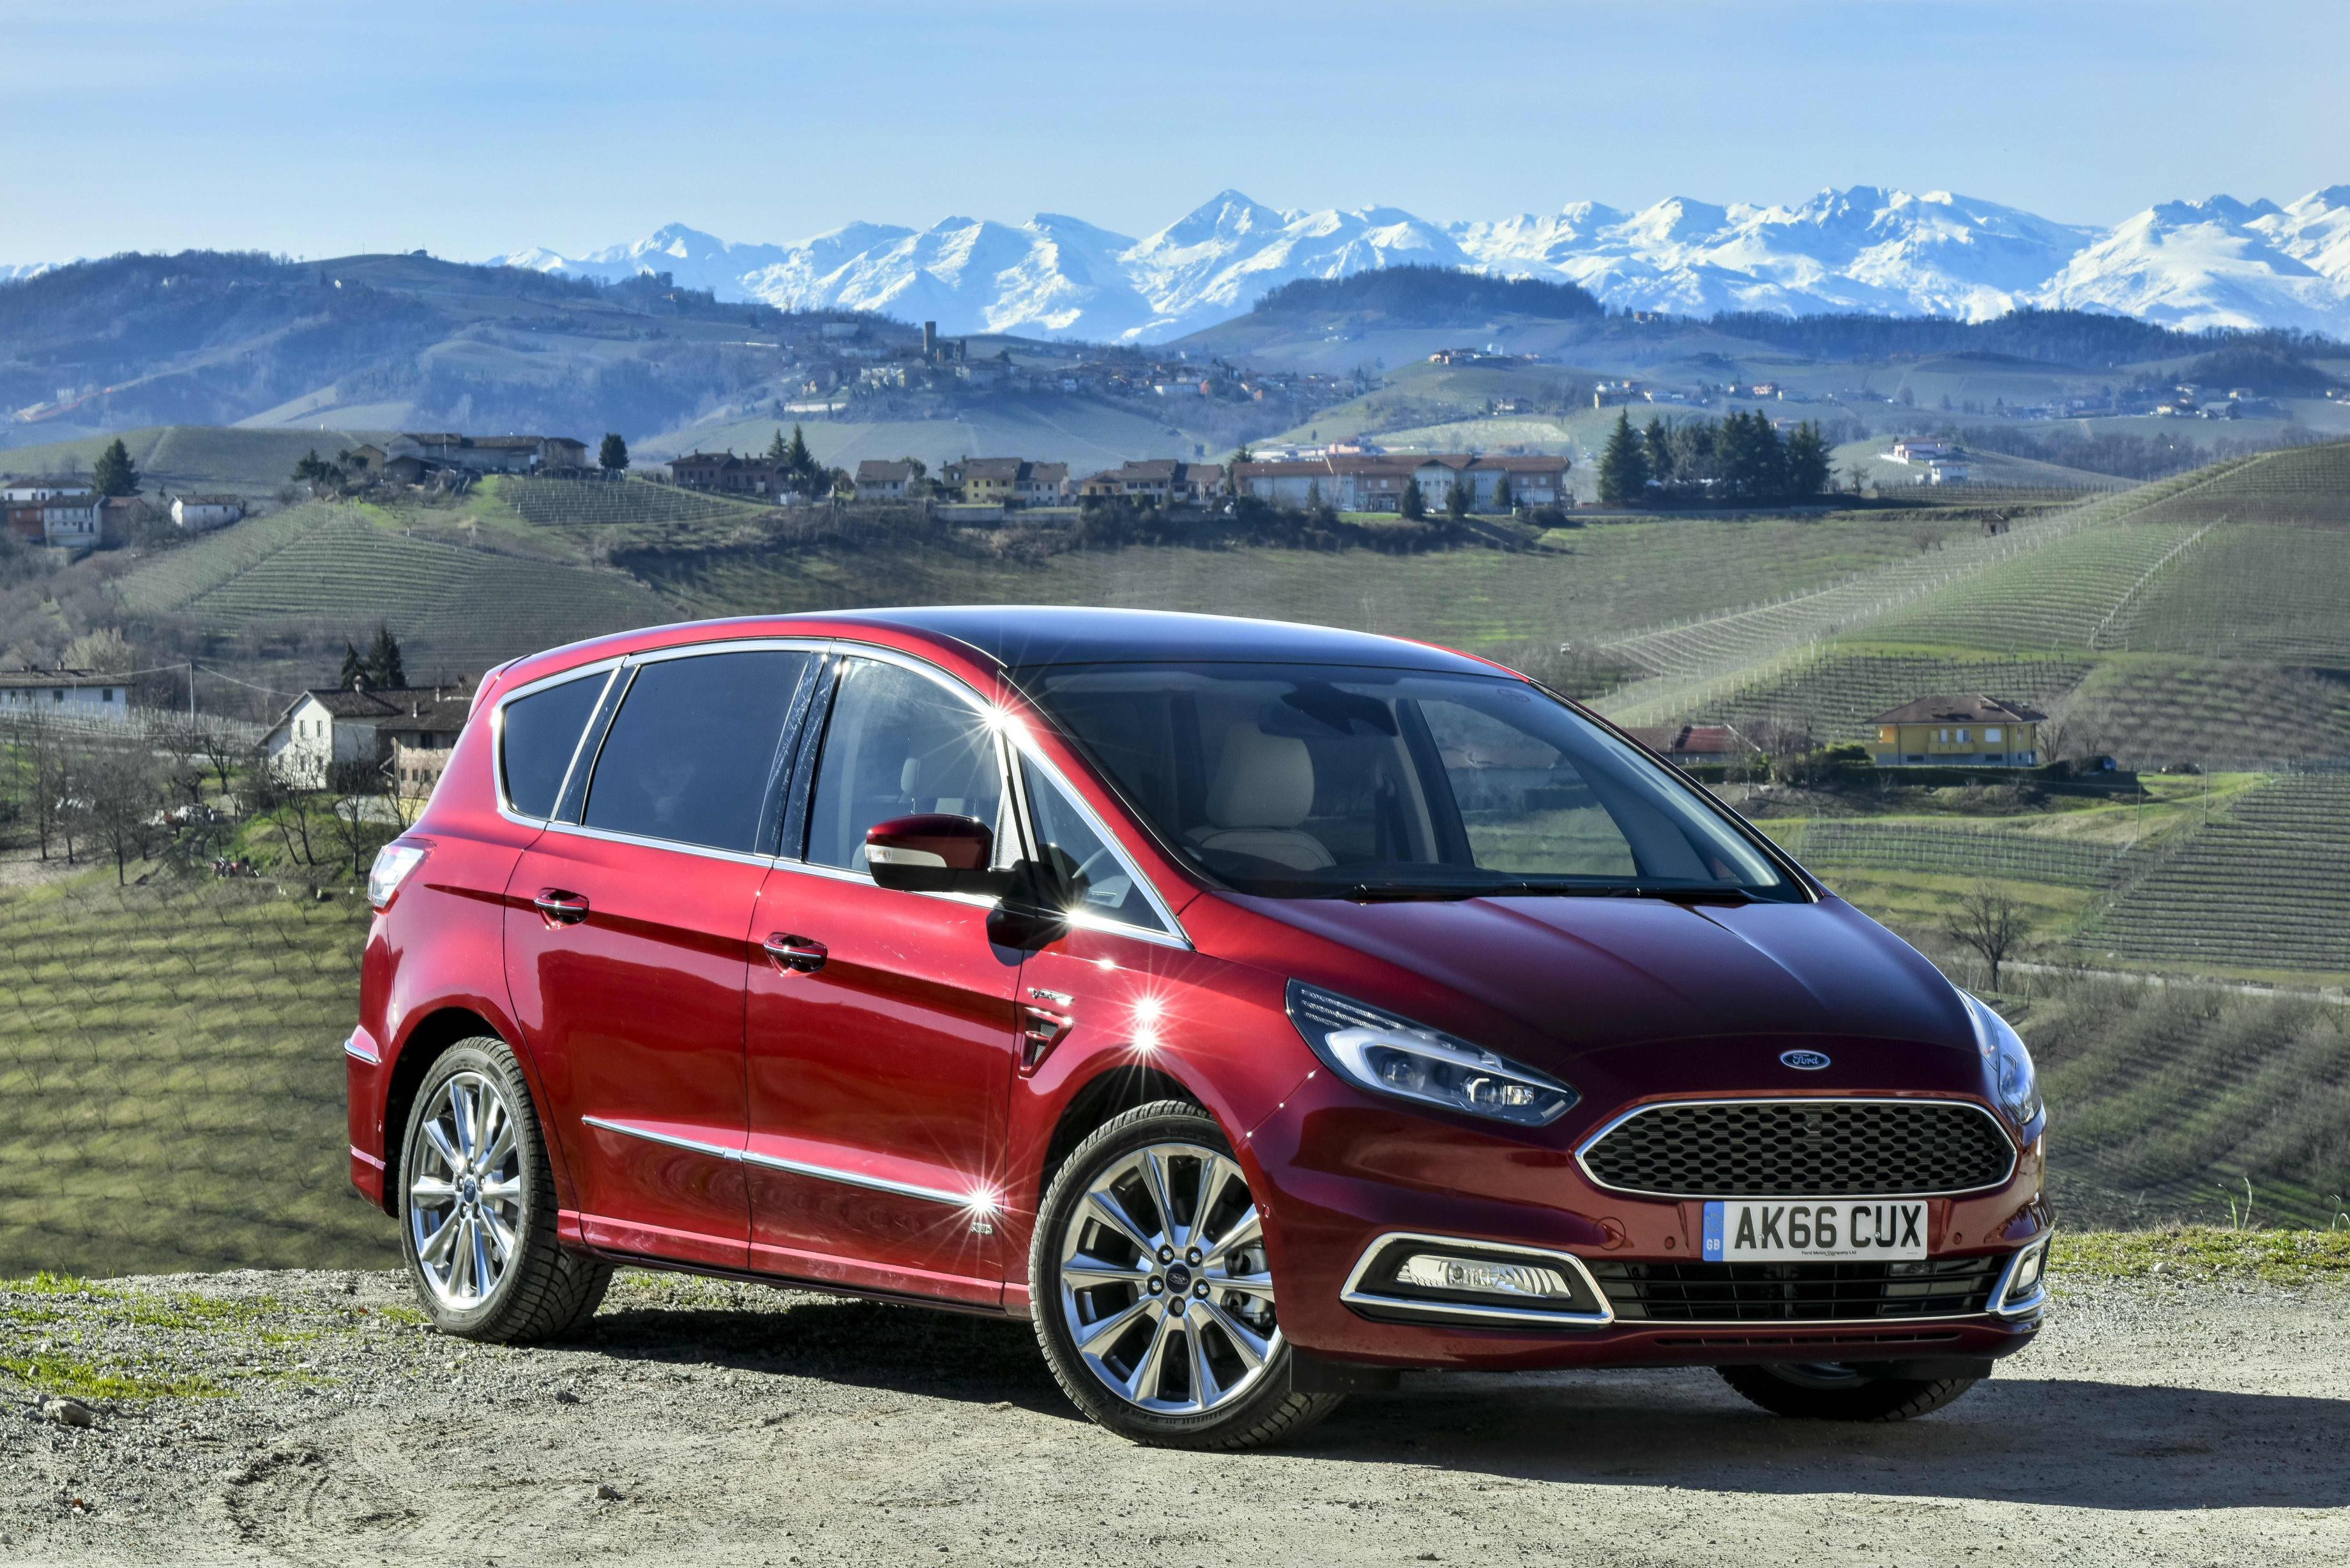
[0,424,383,493]
[647,399,1218,475]
[117,505,674,675]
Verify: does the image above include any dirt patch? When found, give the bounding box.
[2,1268,2345,1566]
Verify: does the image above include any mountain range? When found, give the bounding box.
[480,186,2350,345]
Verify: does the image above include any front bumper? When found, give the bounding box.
[1246,1074,2051,1372]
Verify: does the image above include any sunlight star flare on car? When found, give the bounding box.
[347,607,2049,1449]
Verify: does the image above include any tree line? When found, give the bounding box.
[1596,410,1833,506]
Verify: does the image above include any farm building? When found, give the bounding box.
[669,452,792,497]
[0,668,130,721]
[169,493,246,530]
[1869,695,2045,767]
[262,684,473,788]
[1078,460,1229,506]
[854,460,921,501]
[1229,453,1566,512]
[946,458,1070,506]
[1622,723,1757,766]
[383,433,587,477]
[2,477,101,545]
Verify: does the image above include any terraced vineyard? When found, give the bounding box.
[128,513,673,673]
[2102,524,2350,665]
[0,880,390,1277]
[1866,520,2206,653]
[114,505,346,615]
[1698,651,2092,739]
[2059,657,2350,768]
[494,476,780,531]
[1771,820,2137,889]
[2123,437,2350,526]
[2077,772,2350,978]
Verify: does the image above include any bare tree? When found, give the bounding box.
[80,743,160,886]
[325,758,397,875]
[1944,880,2027,993]
[246,758,325,868]
[196,723,245,805]
[16,711,68,861]
[148,716,208,811]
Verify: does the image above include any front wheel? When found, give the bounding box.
[398,1038,609,1343]
[1717,1361,1978,1421]
[1030,1101,1340,1449]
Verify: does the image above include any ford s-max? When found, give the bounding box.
[347,607,2049,1449]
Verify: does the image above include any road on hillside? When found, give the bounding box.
[3,1270,2344,1567]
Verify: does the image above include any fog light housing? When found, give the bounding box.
[1342,1234,1611,1327]
[1993,1233,2052,1315]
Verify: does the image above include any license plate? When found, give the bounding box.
[1703,1200,1928,1262]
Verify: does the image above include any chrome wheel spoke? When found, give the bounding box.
[408,1175,457,1204]
[421,1117,462,1171]
[416,1210,461,1265]
[408,1071,524,1312]
[1059,1138,1283,1419]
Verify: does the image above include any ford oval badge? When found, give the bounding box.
[1780,1050,1832,1071]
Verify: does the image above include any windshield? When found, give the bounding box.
[1017,662,1799,900]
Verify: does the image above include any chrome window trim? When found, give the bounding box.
[1339,1230,1615,1327]
[1572,1096,2020,1200]
[342,1030,379,1066]
[794,639,1195,951]
[492,656,625,825]
[580,1115,971,1208]
[533,817,777,871]
[1988,1232,2054,1318]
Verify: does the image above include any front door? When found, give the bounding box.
[744,652,1026,1304]
[504,644,814,1270]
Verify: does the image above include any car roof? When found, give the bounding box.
[821,607,1498,675]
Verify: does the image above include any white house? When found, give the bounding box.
[2,478,101,546]
[169,493,246,530]
[261,684,473,788]
[1887,438,1953,464]
[0,668,130,721]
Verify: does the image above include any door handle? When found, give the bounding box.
[533,888,590,926]
[763,933,828,974]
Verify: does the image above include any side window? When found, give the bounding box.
[582,649,812,852]
[805,658,1005,872]
[500,672,605,819]
[1021,758,1169,934]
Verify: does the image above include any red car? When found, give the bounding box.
[348,608,2049,1449]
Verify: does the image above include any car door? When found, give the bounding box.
[504,644,817,1272]
[743,650,1026,1305]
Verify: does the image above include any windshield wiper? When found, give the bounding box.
[1333,881,1754,903]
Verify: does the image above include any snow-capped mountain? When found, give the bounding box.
[497,183,2350,343]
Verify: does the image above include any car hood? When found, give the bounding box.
[1222,890,1980,1083]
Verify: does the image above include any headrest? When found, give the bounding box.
[1206,727,1315,830]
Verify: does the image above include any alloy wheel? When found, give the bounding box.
[1056,1141,1280,1416]
[406,1070,524,1310]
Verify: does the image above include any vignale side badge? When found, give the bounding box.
[1779,1050,1831,1071]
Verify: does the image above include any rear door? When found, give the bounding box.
[503,643,817,1270]
[743,651,1027,1304]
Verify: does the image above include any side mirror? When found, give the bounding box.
[865,814,1000,894]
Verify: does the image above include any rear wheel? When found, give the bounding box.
[1030,1101,1340,1449]
[1717,1361,1978,1421]
[398,1038,609,1343]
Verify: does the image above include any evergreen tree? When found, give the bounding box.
[783,425,817,490]
[92,438,140,497]
[598,433,630,474]
[1400,478,1427,520]
[1492,474,1513,513]
[292,448,340,488]
[1445,477,1471,519]
[1784,421,1831,498]
[366,623,407,690]
[1642,418,1674,482]
[340,642,368,690]
[764,427,788,464]
[1597,411,1649,506]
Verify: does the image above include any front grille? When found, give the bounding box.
[1579,1099,2014,1198]
[1588,1258,2004,1322]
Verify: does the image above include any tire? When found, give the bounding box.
[397,1037,610,1343]
[1029,1100,1340,1450]
[1717,1361,1979,1421]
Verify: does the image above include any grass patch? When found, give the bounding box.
[2060,1226,2350,1287]
[0,1349,227,1401]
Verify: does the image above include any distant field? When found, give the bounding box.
[1702,651,2095,740]
[635,510,1983,655]
[0,879,391,1278]
[1866,520,2206,653]
[2123,437,2350,526]
[647,397,1215,475]
[2059,657,2350,767]
[2105,524,2350,665]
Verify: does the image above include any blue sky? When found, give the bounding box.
[3,0,2342,262]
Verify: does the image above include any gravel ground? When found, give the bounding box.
[3,1267,2345,1567]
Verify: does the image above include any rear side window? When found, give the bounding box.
[584,649,812,852]
[500,672,605,819]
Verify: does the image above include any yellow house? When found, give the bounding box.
[1869,694,2045,767]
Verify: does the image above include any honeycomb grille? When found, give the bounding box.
[1579,1099,2013,1198]
[1587,1257,2003,1322]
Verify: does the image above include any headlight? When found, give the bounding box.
[1287,981,1577,1127]
[368,841,429,910]
[1964,992,2042,1127]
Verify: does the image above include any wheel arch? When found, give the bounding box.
[381,1005,534,1216]
[1037,1060,1208,1203]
